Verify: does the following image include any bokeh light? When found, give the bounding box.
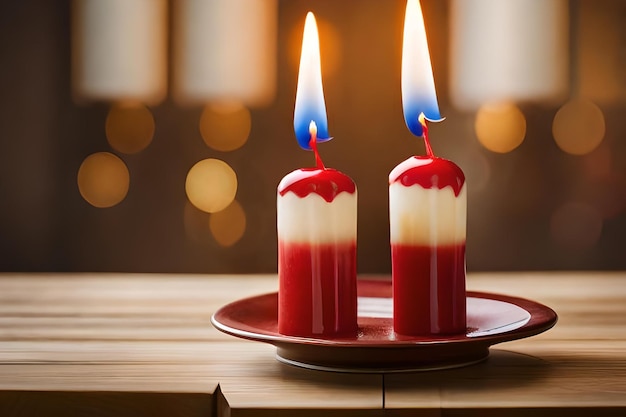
[550,201,603,250]
[105,102,155,154]
[474,102,526,153]
[209,200,247,247]
[552,99,605,155]
[185,159,237,213]
[77,152,130,208]
[199,102,251,152]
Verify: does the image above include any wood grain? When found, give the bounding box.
[384,272,626,416]
[0,272,624,416]
[0,274,382,416]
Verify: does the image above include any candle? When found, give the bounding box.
[72,0,167,104]
[390,0,467,336]
[172,0,277,106]
[277,12,358,338]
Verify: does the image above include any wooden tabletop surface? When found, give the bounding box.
[0,272,624,416]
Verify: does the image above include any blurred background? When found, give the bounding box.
[0,0,624,274]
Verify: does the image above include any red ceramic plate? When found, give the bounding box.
[211,279,557,373]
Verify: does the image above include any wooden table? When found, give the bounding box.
[0,272,624,416]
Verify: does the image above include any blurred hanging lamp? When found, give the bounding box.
[72,0,167,208]
[173,0,276,248]
[72,0,167,105]
[449,0,569,111]
[72,0,166,154]
[173,0,278,107]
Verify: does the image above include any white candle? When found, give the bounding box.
[173,0,277,106]
[72,0,167,104]
[449,0,568,110]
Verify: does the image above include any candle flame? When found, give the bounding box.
[402,0,443,137]
[309,120,318,137]
[294,12,331,150]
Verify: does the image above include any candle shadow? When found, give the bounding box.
[382,348,552,391]
[275,358,384,390]
[240,346,626,415]
[272,348,548,391]
[274,348,550,391]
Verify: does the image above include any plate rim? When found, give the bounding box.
[211,280,558,350]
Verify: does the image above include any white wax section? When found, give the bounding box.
[390,183,466,246]
[277,192,357,244]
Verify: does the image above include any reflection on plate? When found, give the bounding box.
[211,279,557,373]
[357,296,531,337]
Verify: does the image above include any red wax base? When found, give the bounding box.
[392,243,466,336]
[278,241,358,337]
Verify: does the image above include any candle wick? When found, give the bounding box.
[309,124,325,169]
[419,114,435,158]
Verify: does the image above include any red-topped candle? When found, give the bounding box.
[391,0,467,336]
[277,157,358,337]
[389,153,467,336]
[277,13,358,338]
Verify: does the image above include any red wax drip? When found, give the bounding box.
[279,126,355,203]
[390,157,465,197]
[278,168,356,202]
[389,116,464,196]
